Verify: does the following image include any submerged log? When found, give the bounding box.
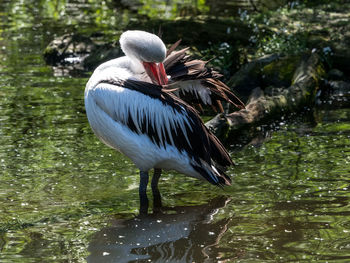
[206,53,325,139]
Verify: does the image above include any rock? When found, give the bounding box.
[227,54,279,101]
[227,54,303,102]
[261,55,301,88]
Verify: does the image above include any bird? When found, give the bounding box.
[84,30,244,212]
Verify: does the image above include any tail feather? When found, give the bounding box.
[208,131,234,167]
[191,160,231,186]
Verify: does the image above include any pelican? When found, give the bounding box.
[84,30,244,212]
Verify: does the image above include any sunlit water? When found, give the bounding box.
[0,1,350,262]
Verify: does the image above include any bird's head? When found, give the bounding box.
[120,30,168,85]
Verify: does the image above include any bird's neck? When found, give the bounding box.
[129,57,145,74]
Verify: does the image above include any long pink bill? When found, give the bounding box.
[142,62,168,86]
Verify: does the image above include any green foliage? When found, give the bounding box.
[244,1,350,62]
[256,32,308,57]
[198,42,240,78]
[137,0,210,19]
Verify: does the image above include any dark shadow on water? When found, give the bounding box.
[87,196,232,263]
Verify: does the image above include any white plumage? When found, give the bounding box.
[86,82,196,174]
[172,79,213,105]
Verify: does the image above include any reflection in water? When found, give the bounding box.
[88,197,232,263]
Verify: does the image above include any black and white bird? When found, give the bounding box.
[84,30,244,211]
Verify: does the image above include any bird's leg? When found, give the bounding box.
[139,171,149,214]
[151,168,162,209]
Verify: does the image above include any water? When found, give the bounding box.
[1,0,350,262]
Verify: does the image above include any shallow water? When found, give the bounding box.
[0,0,350,262]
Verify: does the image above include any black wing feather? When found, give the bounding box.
[163,45,245,111]
[98,78,232,168]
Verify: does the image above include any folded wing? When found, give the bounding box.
[164,44,245,112]
[90,78,233,185]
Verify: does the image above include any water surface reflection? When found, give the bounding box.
[88,197,232,263]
